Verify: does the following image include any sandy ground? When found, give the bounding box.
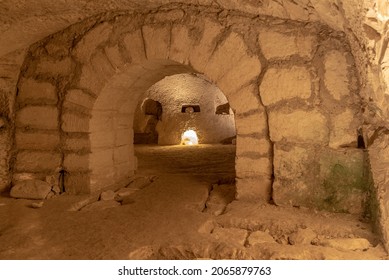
[0,144,387,259]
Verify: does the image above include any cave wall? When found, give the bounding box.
[10,8,269,197]
[0,50,25,192]
[260,28,366,214]
[8,6,364,209]
[0,1,388,249]
[361,0,389,254]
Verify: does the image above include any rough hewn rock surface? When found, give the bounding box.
[289,228,317,245]
[204,184,235,216]
[0,143,387,260]
[319,238,372,251]
[212,227,248,246]
[0,2,373,211]
[247,231,276,246]
[10,179,52,200]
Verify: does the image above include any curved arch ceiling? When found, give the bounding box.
[0,0,374,57]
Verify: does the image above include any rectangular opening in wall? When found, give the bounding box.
[216,103,231,115]
[181,105,200,113]
[357,128,366,149]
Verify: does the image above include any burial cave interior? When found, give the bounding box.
[0,0,389,260]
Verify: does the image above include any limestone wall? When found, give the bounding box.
[0,50,25,192]
[134,74,236,145]
[258,27,366,214]
[354,0,389,252]
[0,0,388,254]
[10,8,265,197]
[5,6,369,215]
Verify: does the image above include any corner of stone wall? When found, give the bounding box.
[366,130,389,252]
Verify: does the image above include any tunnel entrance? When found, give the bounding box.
[131,73,237,215]
[133,74,236,146]
[12,11,272,202]
[132,73,237,186]
[133,98,162,144]
[181,130,198,145]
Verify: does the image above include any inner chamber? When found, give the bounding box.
[133,73,236,146]
[132,73,237,181]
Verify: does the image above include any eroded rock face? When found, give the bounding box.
[367,132,389,253]
[289,228,317,245]
[204,184,235,216]
[212,227,248,246]
[273,145,369,214]
[247,231,276,246]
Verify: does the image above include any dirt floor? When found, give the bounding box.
[0,144,388,260]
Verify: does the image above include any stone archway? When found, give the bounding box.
[134,73,237,146]
[13,6,369,215]
[14,11,271,200]
[1,0,389,259]
[86,62,196,193]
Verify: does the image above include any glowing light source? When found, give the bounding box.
[181,129,198,145]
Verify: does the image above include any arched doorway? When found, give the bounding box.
[13,14,270,200]
[133,73,236,146]
[13,7,365,214]
[4,2,389,258]
[131,73,237,187]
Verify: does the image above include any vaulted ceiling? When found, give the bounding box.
[0,0,376,57]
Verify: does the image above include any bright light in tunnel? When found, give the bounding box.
[181,130,199,145]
